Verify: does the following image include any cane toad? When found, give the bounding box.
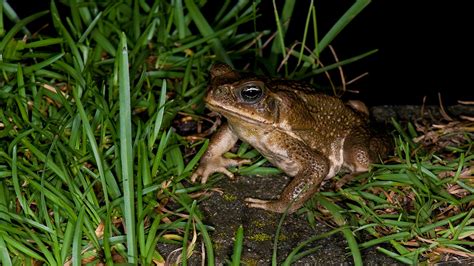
[191,63,391,213]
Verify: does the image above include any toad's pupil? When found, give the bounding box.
[242,86,261,100]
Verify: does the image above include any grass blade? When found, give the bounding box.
[270,0,296,70]
[317,196,363,266]
[0,235,12,266]
[72,208,86,266]
[150,80,167,149]
[118,32,137,263]
[1,233,44,262]
[184,0,231,65]
[50,1,84,71]
[11,145,33,216]
[231,225,244,266]
[0,10,48,53]
[317,0,371,54]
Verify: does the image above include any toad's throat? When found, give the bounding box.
[206,102,272,125]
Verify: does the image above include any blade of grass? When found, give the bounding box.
[15,64,28,122]
[1,233,45,262]
[419,212,468,234]
[173,0,186,39]
[376,247,414,265]
[359,232,411,249]
[453,209,473,240]
[118,32,137,263]
[23,52,65,74]
[92,30,116,56]
[78,11,103,43]
[166,14,254,56]
[60,221,75,264]
[132,0,140,40]
[183,139,209,174]
[135,151,145,263]
[0,10,48,53]
[297,0,315,66]
[144,214,164,264]
[103,210,113,265]
[72,207,86,266]
[130,18,158,57]
[0,234,12,266]
[282,226,347,266]
[169,142,184,176]
[151,128,172,177]
[216,0,249,27]
[231,225,244,266]
[139,140,152,187]
[23,225,56,265]
[23,38,63,48]
[317,0,371,54]
[20,138,68,183]
[150,80,167,149]
[11,145,34,216]
[299,49,378,78]
[311,1,318,56]
[50,1,84,71]
[167,190,215,266]
[0,0,4,37]
[71,86,111,206]
[68,0,83,33]
[269,0,293,71]
[317,195,363,266]
[272,198,299,266]
[184,0,231,65]
[181,201,197,266]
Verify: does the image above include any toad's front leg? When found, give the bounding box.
[191,123,251,183]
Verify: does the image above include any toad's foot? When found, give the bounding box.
[191,157,251,184]
[334,173,356,189]
[245,197,299,213]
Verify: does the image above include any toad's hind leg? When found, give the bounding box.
[245,147,330,213]
[343,127,392,173]
[245,178,319,213]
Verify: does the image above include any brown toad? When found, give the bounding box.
[191,63,391,213]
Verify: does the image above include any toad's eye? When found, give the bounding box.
[240,85,263,103]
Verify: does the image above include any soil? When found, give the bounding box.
[159,104,474,265]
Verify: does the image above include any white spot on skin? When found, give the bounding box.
[291,182,307,200]
[325,138,345,179]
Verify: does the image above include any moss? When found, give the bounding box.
[248,233,272,242]
[278,234,288,242]
[222,193,237,201]
[241,258,259,266]
[251,220,267,228]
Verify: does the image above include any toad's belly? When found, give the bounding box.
[230,123,348,179]
[232,126,301,176]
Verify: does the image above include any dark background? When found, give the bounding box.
[7,0,473,105]
[283,1,473,105]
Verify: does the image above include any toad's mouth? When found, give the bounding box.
[206,101,272,125]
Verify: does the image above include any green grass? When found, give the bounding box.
[1,0,472,265]
[301,122,474,264]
